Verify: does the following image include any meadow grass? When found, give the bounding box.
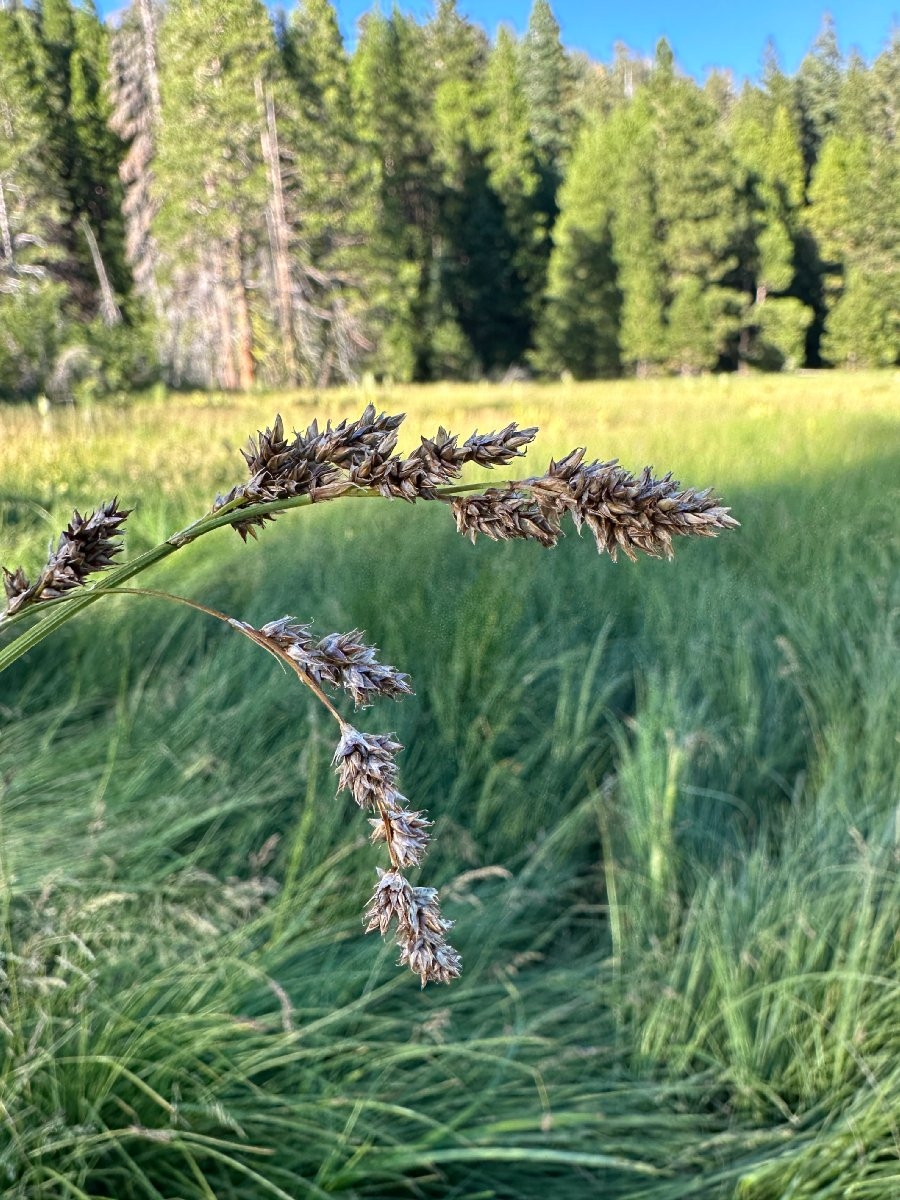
[0,373,898,1197]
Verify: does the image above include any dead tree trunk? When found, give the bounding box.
[257,79,298,383]
[80,217,122,326]
[0,178,13,271]
[232,248,256,391]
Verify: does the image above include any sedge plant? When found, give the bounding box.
[0,404,738,987]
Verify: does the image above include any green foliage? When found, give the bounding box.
[350,10,438,381]
[520,0,575,173]
[752,296,814,369]
[822,271,899,367]
[273,0,366,385]
[0,283,67,398]
[0,1,897,388]
[532,114,621,377]
[33,0,128,308]
[809,130,900,367]
[0,8,65,266]
[795,14,843,175]
[730,98,805,293]
[1,380,898,1195]
[542,54,749,377]
[154,0,276,387]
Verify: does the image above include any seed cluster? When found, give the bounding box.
[246,632,460,988]
[258,617,412,709]
[212,405,536,538]
[212,405,737,563]
[454,448,739,560]
[330,720,460,986]
[2,499,130,617]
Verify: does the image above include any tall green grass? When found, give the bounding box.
[1,376,898,1196]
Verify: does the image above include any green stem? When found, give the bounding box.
[0,478,511,676]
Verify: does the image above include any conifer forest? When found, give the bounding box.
[0,0,897,399]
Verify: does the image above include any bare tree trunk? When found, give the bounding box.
[137,0,162,120]
[232,251,256,390]
[0,178,13,270]
[257,79,297,383]
[80,217,122,326]
[207,243,238,389]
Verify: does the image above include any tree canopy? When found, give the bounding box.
[0,2,895,398]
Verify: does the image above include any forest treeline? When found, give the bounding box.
[0,0,897,398]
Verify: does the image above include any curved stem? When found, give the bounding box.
[0,477,515,676]
[100,586,348,728]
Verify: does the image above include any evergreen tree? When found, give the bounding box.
[428,0,488,175]
[424,0,490,375]
[479,24,544,340]
[870,31,900,144]
[109,0,162,314]
[795,15,842,178]
[809,130,899,366]
[611,94,667,370]
[520,0,573,173]
[822,268,897,367]
[0,5,68,396]
[71,2,128,304]
[613,42,747,373]
[533,111,622,377]
[730,89,812,366]
[351,9,438,380]
[32,0,128,317]
[274,0,368,383]
[155,0,276,388]
[760,40,795,115]
[517,0,574,314]
[423,2,540,374]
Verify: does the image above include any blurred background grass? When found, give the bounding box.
[0,373,898,1198]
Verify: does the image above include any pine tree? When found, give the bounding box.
[273,0,368,383]
[611,93,667,371]
[31,0,128,317]
[519,0,573,174]
[611,42,746,373]
[730,88,812,366]
[351,9,438,380]
[760,40,794,114]
[0,5,68,396]
[154,0,276,388]
[516,0,575,315]
[532,111,622,377]
[424,0,543,374]
[795,15,842,178]
[71,1,128,309]
[822,268,897,367]
[871,31,899,144]
[479,24,544,343]
[659,47,747,369]
[428,0,487,179]
[809,129,899,367]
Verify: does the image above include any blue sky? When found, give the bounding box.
[100,1,898,83]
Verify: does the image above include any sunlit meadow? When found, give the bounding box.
[0,371,897,1198]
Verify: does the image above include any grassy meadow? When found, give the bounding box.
[0,372,898,1198]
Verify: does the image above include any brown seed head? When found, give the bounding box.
[260,618,412,708]
[333,727,403,809]
[2,499,130,617]
[369,802,432,868]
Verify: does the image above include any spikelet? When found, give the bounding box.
[2,499,130,617]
